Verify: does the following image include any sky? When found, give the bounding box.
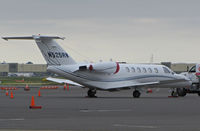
[0,0,200,64]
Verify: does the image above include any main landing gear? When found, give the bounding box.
[133,90,141,98]
[87,89,97,97]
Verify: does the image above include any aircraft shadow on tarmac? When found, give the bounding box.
[44,96,178,99]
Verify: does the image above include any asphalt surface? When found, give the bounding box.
[0,87,200,131]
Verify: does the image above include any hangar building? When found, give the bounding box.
[0,62,196,76]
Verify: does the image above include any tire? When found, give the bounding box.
[133,90,141,98]
[87,89,96,97]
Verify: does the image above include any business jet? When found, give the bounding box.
[2,35,191,98]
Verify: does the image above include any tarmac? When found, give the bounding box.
[0,86,200,131]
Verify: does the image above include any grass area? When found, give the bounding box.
[0,77,60,86]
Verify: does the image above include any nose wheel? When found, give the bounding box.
[171,91,177,97]
[87,89,97,97]
[133,90,141,98]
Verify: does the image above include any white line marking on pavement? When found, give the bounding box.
[113,124,158,129]
[0,118,25,121]
[80,109,132,112]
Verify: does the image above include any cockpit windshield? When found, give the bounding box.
[189,66,196,73]
[163,67,171,73]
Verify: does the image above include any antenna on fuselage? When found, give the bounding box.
[150,54,154,63]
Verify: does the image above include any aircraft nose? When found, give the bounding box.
[176,74,190,81]
[188,80,192,86]
[176,74,192,85]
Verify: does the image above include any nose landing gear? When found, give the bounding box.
[171,90,178,97]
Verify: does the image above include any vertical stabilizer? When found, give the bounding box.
[2,35,76,65]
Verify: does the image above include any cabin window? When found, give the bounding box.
[142,68,147,73]
[148,68,152,73]
[126,67,130,72]
[163,67,170,73]
[131,67,135,72]
[137,67,141,73]
[154,68,159,73]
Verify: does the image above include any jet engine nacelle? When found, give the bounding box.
[88,62,120,74]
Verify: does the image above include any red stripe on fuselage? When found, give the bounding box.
[114,62,120,74]
[89,65,93,71]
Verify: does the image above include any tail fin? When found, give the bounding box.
[2,35,76,65]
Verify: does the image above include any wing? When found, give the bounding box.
[46,77,83,87]
[106,79,186,90]
[106,81,160,90]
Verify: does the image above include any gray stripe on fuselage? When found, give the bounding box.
[54,67,178,82]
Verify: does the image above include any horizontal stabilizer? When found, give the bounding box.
[2,35,65,41]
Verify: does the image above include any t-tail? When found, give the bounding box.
[2,35,76,65]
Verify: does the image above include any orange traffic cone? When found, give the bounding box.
[29,96,42,109]
[10,91,14,99]
[67,84,69,91]
[6,90,9,96]
[38,90,41,97]
[30,96,35,106]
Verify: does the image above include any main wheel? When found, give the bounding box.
[87,89,96,97]
[177,88,186,97]
[133,90,141,98]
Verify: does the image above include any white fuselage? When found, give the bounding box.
[47,63,191,90]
